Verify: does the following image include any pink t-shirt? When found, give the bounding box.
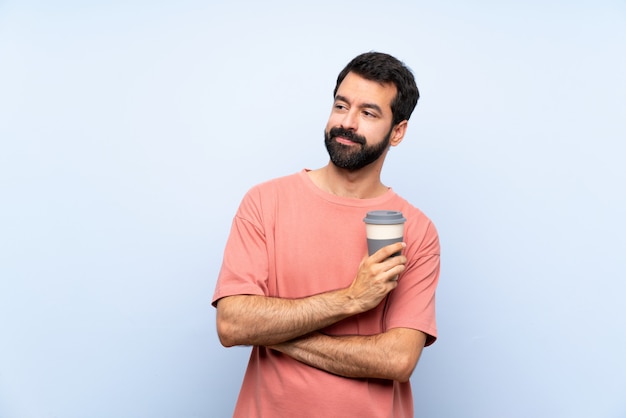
[213,170,440,418]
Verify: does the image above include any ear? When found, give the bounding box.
[389,120,408,147]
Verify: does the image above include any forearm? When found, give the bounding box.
[216,292,358,347]
[270,328,425,382]
[216,242,407,347]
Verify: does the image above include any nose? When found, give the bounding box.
[340,109,358,131]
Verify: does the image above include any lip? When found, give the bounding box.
[335,136,359,145]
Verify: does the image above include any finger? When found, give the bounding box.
[381,254,407,270]
[372,242,406,262]
[385,263,406,281]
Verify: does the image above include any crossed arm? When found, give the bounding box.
[215,242,427,382]
[269,328,426,382]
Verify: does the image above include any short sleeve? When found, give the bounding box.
[385,220,440,346]
[212,189,270,306]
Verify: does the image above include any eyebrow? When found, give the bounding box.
[335,94,383,115]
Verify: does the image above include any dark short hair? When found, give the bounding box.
[333,52,419,125]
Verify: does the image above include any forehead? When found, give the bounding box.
[335,72,397,113]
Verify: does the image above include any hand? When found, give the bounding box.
[346,242,407,313]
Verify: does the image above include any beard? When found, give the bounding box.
[324,126,392,171]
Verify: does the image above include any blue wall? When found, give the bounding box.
[1,1,625,417]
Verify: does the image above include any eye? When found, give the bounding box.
[362,110,377,118]
[334,103,348,112]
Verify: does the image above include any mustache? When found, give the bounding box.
[329,127,366,145]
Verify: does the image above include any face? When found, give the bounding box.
[324,72,400,171]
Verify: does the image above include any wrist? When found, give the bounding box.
[335,287,361,316]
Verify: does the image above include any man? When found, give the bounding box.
[213,51,440,417]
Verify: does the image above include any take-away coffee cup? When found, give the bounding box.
[363,210,406,256]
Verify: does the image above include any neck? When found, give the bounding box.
[308,162,389,199]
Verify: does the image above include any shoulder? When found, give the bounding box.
[390,193,440,255]
[244,171,303,200]
[236,171,304,216]
[391,193,435,229]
